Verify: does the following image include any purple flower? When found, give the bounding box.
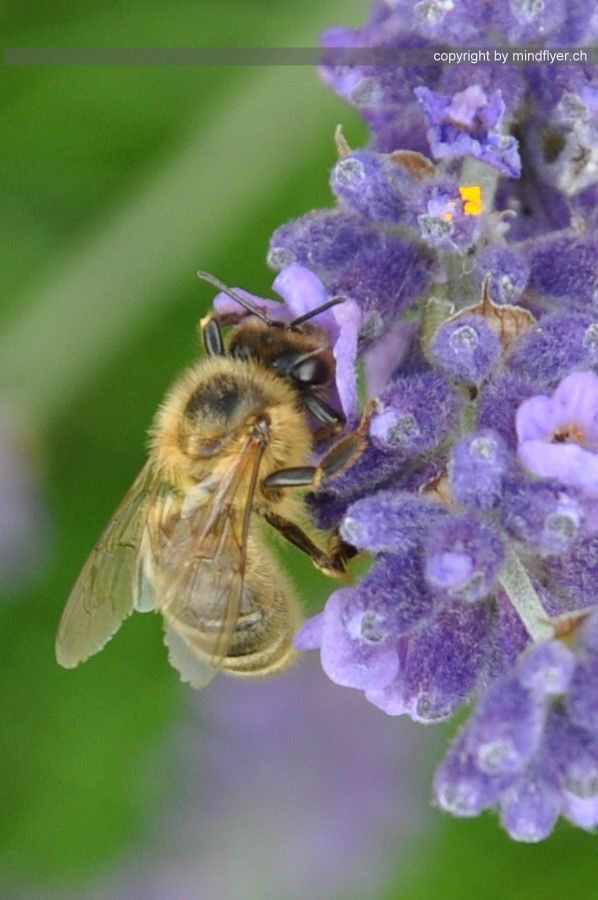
[500,478,586,556]
[472,245,531,305]
[435,616,598,841]
[312,586,401,691]
[414,85,521,177]
[449,430,512,512]
[366,598,492,722]
[430,316,501,385]
[370,371,461,454]
[424,514,506,603]
[516,371,598,495]
[526,236,598,312]
[506,314,598,385]
[330,149,415,226]
[418,180,483,253]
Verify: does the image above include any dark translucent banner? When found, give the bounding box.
[3,46,598,67]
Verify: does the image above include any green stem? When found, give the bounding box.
[461,157,500,213]
[499,544,555,642]
[444,159,501,312]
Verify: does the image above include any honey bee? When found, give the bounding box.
[56,273,370,688]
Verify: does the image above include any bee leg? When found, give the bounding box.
[303,393,346,442]
[264,398,378,491]
[200,314,226,357]
[263,510,352,576]
[262,402,378,574]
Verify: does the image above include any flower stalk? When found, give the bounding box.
[499,544,555,643]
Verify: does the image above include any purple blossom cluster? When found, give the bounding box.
[259,1,598,841]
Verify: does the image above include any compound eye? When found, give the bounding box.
[292,355,330,386]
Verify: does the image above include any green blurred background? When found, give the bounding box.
[2,1,598,897]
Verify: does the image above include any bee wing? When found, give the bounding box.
[154,436,266,689]
[56,461,159,668]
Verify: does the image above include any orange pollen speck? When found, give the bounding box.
[442,201,456,222]
[551,422,586,445]
[439,186,483,221]
[459,185,483,216]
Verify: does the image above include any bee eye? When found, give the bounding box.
[270,353,294,377]
[291,356,330,387]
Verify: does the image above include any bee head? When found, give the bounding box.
[196,272,346,432]
[228,319,335,392]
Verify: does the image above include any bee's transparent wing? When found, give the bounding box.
[56,462,159,668]
[155,437,265,688]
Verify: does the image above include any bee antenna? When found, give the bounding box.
[197,271,273,325]
[289,295,346,328]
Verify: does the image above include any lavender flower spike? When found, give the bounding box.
[265,0,598,842]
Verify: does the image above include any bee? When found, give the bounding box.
[56,273,370,688]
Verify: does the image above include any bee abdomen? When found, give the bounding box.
[223,598,298,676]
